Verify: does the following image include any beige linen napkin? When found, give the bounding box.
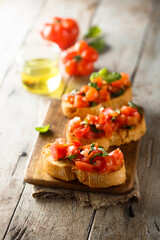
[32,172,140,209]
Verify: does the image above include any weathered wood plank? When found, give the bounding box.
[0,0,98,239]
[89,0,160,239]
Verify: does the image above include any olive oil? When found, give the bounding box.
[21,58,61,95]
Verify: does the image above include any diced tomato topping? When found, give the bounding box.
[74,95,90,108]
[85,87,99,102]
[74,125,90,139]
[75,161,93,172]
[85,114,98,125]
[50,138,124,174]
[69,104,141,141]
[90,76,103,87]
[62,94,74,104]
[50,142,67,160]
[99,88,110,101]
[111,72,130,89]
[80,85,90,93]
[103,122,113,138]
[68,117,81,131]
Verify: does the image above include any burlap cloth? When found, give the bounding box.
[32,172,140,209]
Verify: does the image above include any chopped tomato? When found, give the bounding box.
[126,116,139,126]
[99,88,110,101]
[80,85,90,93]
[68,117,81,131]
[62,94,74,104]
[75,161,93,172]
[74,125,90,139]
[111,72,130,89]
[74,95,90,108]
[85,114,98,125]
[91,76,103,87]
[50,142,67,160]
[103,122,112,137]
[121,106,136,116]
[69,140,82,147]
[85,87,99,102]
[67,145,80,156]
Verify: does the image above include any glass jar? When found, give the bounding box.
[16,40,61,95]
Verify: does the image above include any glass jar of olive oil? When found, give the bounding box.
[17,40,61,95]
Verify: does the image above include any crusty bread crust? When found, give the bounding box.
[61,87,132,119]
[43,144,126,188]
[67,113,146,149]
[43,144,76,181]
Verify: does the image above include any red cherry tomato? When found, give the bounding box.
[60,41,98,76]
[41,17,79,50]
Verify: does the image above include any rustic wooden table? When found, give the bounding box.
[0,0,160,239]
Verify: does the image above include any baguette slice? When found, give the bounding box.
[67,113,146,149]
[62,87,132,119]
[43,144,126,188]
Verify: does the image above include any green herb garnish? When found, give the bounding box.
[84,26,102,38]
[121,125,135,129]
[90,124,98,133]
[58,154,78,161]
[84,26,106,53]
[90,102,97,107]
[89,37,106,53]
[111,88,124,98]
[89,68,122,84]
[35,124,50,133]
[89,146,108,164]
[128,101,142,114]
[88,142,95,155]
[88,82,100,91]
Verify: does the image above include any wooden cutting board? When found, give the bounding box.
[24,99,140,194]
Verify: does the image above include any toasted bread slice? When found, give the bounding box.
[73,164,126,188]
[43,144,76,181]
[62,87,132,119]
[43,144,126,188]
[67,113,146,149]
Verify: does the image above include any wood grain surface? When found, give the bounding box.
[1,0,160,239]
[24,99,140,194]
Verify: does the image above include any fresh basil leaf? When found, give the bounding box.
[58,154,78,161]
[90,124,98,133]
[88,82,100,91]
[98,68,108,77]
[88,142,95,155]
[89,153,101,164]
[90,72,99,81]
[84,26,102,38]
[89,37,106,53]
[111,88,124,98]
[70,89,78,95]
[103,72,122,84]
[128,101,142,114]
[35,124,50,133]
[98,146,109,156]
[90,102,97,107]
[121,125,135,129]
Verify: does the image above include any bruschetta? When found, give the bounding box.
[67,102,146,149]
[62,68,132,119]
[43,138,126,188]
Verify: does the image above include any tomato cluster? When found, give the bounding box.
[60,41,98,76]
[68,105,141,140]
[41,17,79,50]
[63,72,130,108]
[50,138,124,173]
